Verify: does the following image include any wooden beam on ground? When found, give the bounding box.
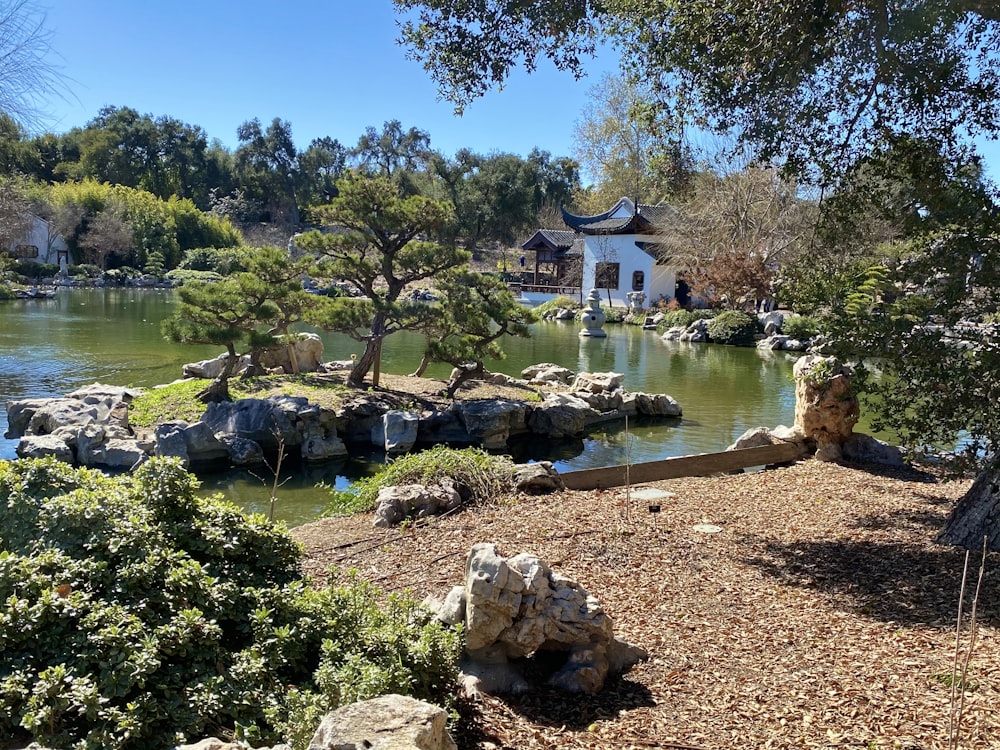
[560,443,807,490]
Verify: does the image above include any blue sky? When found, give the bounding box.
[39,0,616,162]
[35,1,1000,183]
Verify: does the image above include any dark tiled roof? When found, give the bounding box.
[521,229,582,254]
[561,197,679,235]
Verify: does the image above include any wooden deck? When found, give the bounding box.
[560,442,807,490]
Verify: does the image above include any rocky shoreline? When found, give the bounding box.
[4,358,683,474]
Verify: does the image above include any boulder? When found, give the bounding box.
[182,353,249,379]
[372,482,463,527]
[440,543,647,696]
[633,392,682,417]
[571,371,624,394]
[458,399,527,450]
[302,434,348,462]
[14,434,74,462]
[527,393,596,438]
[75,426,147,470]
[372,410,420,453]
[307,694,456,750]
[512,461,564,493]
[202,396,305,451]
[259,333,324,374]
[5,397,51,437]
[842,432,904,467]
[522,363,575,385]
[155,421,230,469]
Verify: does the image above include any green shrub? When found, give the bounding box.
[659,309,696,329]
[12,261,59,280]
[180,246,249,276]
[534,295,580,317]
[0,284,13,300]
[166,268,223,284]
[707,310,758,346]
[781,314,820,340]
[0,457,460,749]
[328,445,517,516]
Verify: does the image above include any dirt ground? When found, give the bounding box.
[291,459,1000,750]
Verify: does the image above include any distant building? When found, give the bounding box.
[6,214,69,270]
[561,197,679,308]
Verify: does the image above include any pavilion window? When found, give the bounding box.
[595,262,620,290]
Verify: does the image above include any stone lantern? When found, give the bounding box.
[579,289,607,338]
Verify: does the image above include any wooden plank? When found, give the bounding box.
[560,442,806,490]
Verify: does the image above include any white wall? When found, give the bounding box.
[581,234,675,308]
[8,215,68,268]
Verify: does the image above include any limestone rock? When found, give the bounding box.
[793,355,859,452]
[14,434,74,462]
[445,543,647,696]
[5,397,51,437]
[307,694,456,750]
[522,363,575,385]
[571,371,624,394]
[372,410,420,453]
[259,333,324,374]
[512,461,564,493]
[373,482,463,528]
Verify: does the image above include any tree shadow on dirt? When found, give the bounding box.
[742,537,998,628]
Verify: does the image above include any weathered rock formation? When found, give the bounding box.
[433,543,647,696]
[307,694,456,750]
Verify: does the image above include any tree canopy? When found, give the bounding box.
[396,0,1000,180]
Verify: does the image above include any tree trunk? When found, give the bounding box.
[446,361,484,398]
[348,312,387,386]
[197,345,239,403]
[409,352,431,378]
[937,465,1000,550]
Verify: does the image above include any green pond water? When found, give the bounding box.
[1,288,810,526]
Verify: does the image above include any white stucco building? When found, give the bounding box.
[561,197,679,308]
[7,214,69,270]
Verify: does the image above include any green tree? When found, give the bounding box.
[235,117,300,226]
[410,267,537,396]
[351,119,432,179]
[296,170,466,386]
[162,246,313,401]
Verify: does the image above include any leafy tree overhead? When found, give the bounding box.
[297,170,466,386]
[396,0,1000,179]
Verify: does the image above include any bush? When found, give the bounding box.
[180,246,249,276]
[0,458,460,749]
[67,264,102,279]
[659,309,696,329]
[534,295,580,317]
[12,261,59,280]
[782,314,821,340]
[707,310,758,346]
[328,445,517,515]
[166,268,223,285]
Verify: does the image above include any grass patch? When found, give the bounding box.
[326,445,518,515]
[129,379,209,427]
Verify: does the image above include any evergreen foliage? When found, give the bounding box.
[706,310,757,346]
[0,458,461,749]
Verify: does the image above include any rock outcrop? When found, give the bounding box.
[434,543,647,696]
[307,694,456,750]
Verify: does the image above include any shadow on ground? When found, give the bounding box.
[742,537,998,628]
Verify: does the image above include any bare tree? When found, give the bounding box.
[0,1,68,130]
[657,165,817,308]
[0,177,31,251]
[78,205,133,270]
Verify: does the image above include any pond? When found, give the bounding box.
[1,288,806,525]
